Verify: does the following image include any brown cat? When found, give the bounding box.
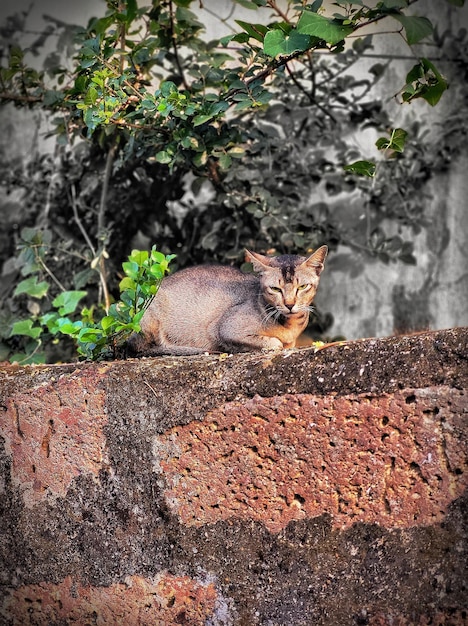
[127,246,328,356]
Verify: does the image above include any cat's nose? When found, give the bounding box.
[285,304,294,311]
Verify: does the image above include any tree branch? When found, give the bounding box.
[69,184,96,256]
[0,92,43,104]
[169,0,190,90]
[96,142,117,313]
[285,63,337,123]
[266,0,291,24]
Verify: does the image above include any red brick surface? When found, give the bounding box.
[0,328,466,625]
[1,369,108,506]
[2,574,218,625]
[155,387,467,532]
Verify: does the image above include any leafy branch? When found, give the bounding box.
[0,0,452,167]
[8,242,175,363]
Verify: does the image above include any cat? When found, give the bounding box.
[126,246,328,356]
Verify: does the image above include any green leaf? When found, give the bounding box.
[181,136,200,149]
[228,146,246,158]
[129,249,149,265]
[43,90,64,106]
[119,276,136,291]
[401,58,448,106]
[10,319,42,339]
[101,315,116,331]
[343,160,376,177]
[218,154,232,170]
[78,328,104,342]
[392,15,433,45]
[149,264,164,279]
[122,260,140,278]
[85,86,99,105]
[381,0,408,8]
[192,151,208,167]
[155,150,173,164]
[160,81,178,96]
[297,11,353,45]
[52,291,87,315]
[375,128,408,153]
[55,318,82,336]
[150,248,167,264]
[231,91,250,102]
[123,0,138,22]
[263,29,311,57]
[235,20,268,43]
[40,313,59,334]
[10,352,46,365]
[193,113,214,126]
[13,277,49,299]
[132,310,145,325]
[220,32,250,46]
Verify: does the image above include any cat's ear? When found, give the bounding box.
[245,250,272,273]
[303,245,328,275]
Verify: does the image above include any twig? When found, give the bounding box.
[266,0,291,24]
[144,380,159,398]
[118,2,126,75]
[225,49,305,102]
[36,256,67,292]
[97,142,117,313]
[98,143,116,236]
[15,339,43,365]
[169,0,190,90]
[285,62,337,123]
[70,183,96,255]
[0,91,42,103]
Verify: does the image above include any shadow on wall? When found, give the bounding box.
[316,154,468,340]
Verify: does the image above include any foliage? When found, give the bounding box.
[2,235,174,364]
[344,127,408,177]
[0,1,454,168]
[0,0,466,361]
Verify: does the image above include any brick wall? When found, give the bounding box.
[1,327,467,625]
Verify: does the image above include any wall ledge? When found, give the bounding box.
[1,327,467,625]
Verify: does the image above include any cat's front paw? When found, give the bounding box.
[260,337,284,351]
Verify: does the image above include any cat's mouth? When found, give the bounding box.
[279,310,307,319]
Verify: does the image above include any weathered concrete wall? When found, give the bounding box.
[315,146,468,340]
[314,0,468,339]
[0,327,467,625]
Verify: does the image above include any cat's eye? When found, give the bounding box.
[269,286,282,293]
[298,284,310,291]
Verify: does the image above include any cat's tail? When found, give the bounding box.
[125,332,207,357]
[125,331,149,357]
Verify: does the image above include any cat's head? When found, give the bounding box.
[245,246,328,316]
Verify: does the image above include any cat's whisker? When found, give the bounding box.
[301,304,316,314]
[262,306,280,325]
[270,308,281,322]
